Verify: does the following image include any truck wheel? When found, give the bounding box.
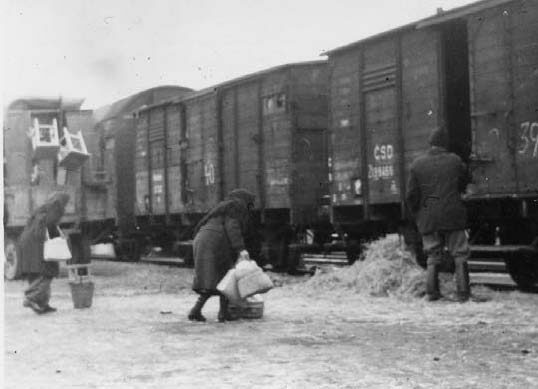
[4,237,19,280]
[505,254,538,291]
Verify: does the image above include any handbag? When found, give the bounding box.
[43,226,72,262]
[90,243,116,259]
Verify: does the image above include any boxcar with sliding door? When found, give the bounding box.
[326,0,538,288]
[89,86,193,259]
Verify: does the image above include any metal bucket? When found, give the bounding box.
[69,281,94,309]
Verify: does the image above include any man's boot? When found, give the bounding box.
[455,259,470,302]
[218,295,237,322]
[426,264,442,301]
[188,294,209,322]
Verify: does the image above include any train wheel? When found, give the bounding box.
[4,237,19,280]
[115,239,142,262]
[505,254,538,291]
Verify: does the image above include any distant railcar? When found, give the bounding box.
[326,0,538,288]
[3,97,93,279]
[134,62,329,268]
[89,86,193,258]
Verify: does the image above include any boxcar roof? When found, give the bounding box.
[138,60,327,112]
[93,85,193,123]
[417,0,515,28]
[324,0,515,56]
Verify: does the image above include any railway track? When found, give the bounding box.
[89,240,530,289]
[129,251,519,288]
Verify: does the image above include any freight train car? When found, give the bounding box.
[134,62,329,268]
[3,97,93,279]
[326,0,538,289]
[88,86,193,259]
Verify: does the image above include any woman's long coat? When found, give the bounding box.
[18,213,60,277]
[192,201,249,295]
[17,193,69,278]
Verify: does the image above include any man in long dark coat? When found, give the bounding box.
[406,128,471,302]
[188,189,255,322]
[18,192,70,313]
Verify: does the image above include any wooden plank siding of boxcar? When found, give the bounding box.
[185,99,203,212]
[261,70,291,210]
[511,0,538,193]
[165,103,185,214]
[148,107,166,215]
[362,38,402,206]
[289,65,329,224]
[263,118,292,209]
[102,119,118,220]
[218,81,261,202]
[289,64,328,131]
[467,5,517,194]
[221,90,238,194]
[116,116,137,228]
[200,94,221,209]
[184,93,220,213]
[401,29,442,181]
[134,112,149,216]
[329,50,362,208]
[236,82,261,198]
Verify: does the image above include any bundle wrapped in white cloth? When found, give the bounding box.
[217,259,273,301]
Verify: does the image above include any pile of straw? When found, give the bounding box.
[302,234,454,297]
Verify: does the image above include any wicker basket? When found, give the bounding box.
[69,281,94,309]
[228,297,264,319]
[240,299,264,319]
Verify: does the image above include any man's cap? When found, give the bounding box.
[429,127,448,148]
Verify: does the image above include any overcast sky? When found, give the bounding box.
[2,0,477,109]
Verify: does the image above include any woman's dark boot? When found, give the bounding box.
[188,294,209,322]
[426,264,442,301]
[218,295,237,322]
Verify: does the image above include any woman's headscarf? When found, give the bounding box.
[193,188,256,236]
[227,189,255,209]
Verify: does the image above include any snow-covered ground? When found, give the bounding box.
[4,261,538,389]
